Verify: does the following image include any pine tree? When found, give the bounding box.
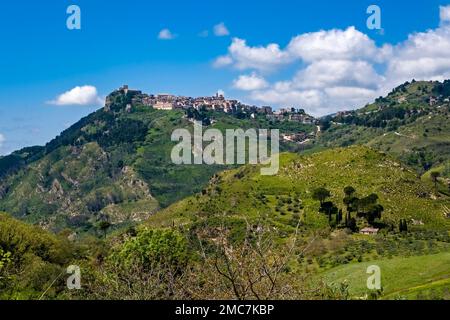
[399,219,408,233]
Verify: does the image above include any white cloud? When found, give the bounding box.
[384,24,450,88]
[0,133,5,148]
[217,30,387,114]
[214,22,230,36]
[440,5,450,24]
[49,85,103,106]
[294,59,383,90]
[218,28,387,72]
[250,88,334,115]
[287,27,387,63]
[233,73,269,91]
[250,84,379,116]
[158,28,176,40]
[217,6,450,116]
[213,55,233,68]
[219,38,291,71]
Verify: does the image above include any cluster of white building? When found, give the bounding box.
[114,85,316,124]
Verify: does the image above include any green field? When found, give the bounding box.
[320,252,450,299]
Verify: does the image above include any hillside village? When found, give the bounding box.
[103,85,319,145]
[106,85,317,125]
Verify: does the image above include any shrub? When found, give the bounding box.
[112,228,189,271]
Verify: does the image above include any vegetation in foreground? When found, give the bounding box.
[1,145,449,300]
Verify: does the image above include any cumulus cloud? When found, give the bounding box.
[293,59,383,90]
[213,55,233,68]
[158,28,176,40]
[216,38,291,71]
[49,85,103,106]
[251,88,325,111]
[287,27,388,63]
[384,20,450,88]
[440,5,450,24]
[217,6,450,116]
[233,73,269,91]
[214,22,230,36]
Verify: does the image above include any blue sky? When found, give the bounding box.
[1,0,450,155]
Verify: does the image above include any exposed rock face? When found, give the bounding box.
[0,141,158,232]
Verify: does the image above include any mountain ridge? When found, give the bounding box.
[1,80,450,233]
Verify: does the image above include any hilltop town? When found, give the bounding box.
[105,85,317,126]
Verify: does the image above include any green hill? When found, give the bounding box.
[147,145,450,231]
[0,89,314,233]
[124,145,450,300]
[0,212,75,299]
[316,80,450,176]
[3,80,449,234]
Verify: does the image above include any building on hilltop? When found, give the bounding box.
[118,84,142,96]
[110,87,318,122]
[429,96,438,106]
[359,227,379,235]
[153,101,175,110]
[258,106,273,114]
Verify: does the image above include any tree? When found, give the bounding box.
[343,195,358,213]
[366,193,379,204]
[347,217,358,232]
[343,186,356,197]
[203,221,313,299]
[345,211,350,226]
[399,219,408,233]
[336,209,343,225]
[356,194,378,216]
[114,228,188,272]
[97,220,111,238]
[366,204,384,225]
[0,248,12,287]
[430,171,440,189]
[352,193,384,226]
[312,187,331,206]
[343,186,357,213]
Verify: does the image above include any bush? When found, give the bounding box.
[112,228,189,271]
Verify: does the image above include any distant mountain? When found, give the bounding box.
[316,80,450,177]
[0,88,315,233]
